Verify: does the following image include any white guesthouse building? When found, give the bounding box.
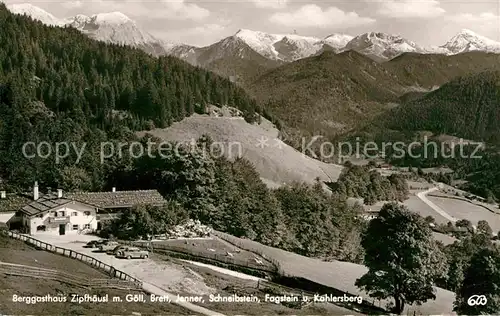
[0,182,166,235]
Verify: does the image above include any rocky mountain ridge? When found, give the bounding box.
[7,3,500,65]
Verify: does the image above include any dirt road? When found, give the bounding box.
[416,187,457,222]
[32,234,224,316]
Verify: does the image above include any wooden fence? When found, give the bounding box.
[6,231,142,288]
[0,261,140,291]
[122,239,277,275]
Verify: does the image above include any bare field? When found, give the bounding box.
[403,195,451,224]
[148,237,275,271]
[439,183,497,207]
[433,187,500,214]
[427,195,500,232]
[432,232,457,246]
[137,114,343,186]
[215,233,455,315]
[167,259,361,315]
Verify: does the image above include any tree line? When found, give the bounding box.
[328,163,409,205]
[357,202,500,315]
[101,136,369,262]
[0,4,260,191]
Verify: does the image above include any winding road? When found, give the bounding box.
[416,187,457,223]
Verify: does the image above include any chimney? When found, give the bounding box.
[57,189,63,198]
[0,191,5,199]
[112,187,116,193]
[33,181,39,201]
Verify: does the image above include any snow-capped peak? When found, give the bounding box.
[7,3,64,26]
[6,4,500,64]
[64,14,91,28]
[234,29,283,58]
[65,12,132,27]
[441,29,500,54]
[233,29,353,61]
[458,28,479,36]
[67,12,169,55]
[343,31,426,61]
[323,33,354,49]
[91,12,133,25]
[7,3,173,56]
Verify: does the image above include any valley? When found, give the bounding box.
[1,2,500,316]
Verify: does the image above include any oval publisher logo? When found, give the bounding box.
[467,295,487,306]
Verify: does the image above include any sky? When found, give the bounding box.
[2,0,500,47]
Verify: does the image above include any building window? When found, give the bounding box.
[59,211,65,217]
[53,211,57,217]
[84,211,91,216]
[84,224,90,229]
[71,212,77,216]
[36,225,46,232]
[72,224,79,230]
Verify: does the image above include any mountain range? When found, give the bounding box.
[8,3,500,142]
[247,49,500,144]
[7,3,500,66]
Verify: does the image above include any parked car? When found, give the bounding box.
[107,244,127,255]
[115,247,149,259]
[99,241,120,252]
[84,239,108,248]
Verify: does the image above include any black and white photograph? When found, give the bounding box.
[0,0,499,315]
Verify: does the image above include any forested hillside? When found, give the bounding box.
[385,52,500,88]
[0,4,259,190]
[345,71,500,202]
[206,55,281,86]
[246,49,500,149]
[0,5,376,262]
[106,138,368,261]
[385,71,500,143]
[247,50,404,145]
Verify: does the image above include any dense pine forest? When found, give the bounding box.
[0,5,376,262]
[0,4,259,190]
[385,71,500,143]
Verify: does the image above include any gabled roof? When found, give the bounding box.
[0,194,32,213]
[65,190,166,209]
[19,189,167,216]
[21,194,73,216]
